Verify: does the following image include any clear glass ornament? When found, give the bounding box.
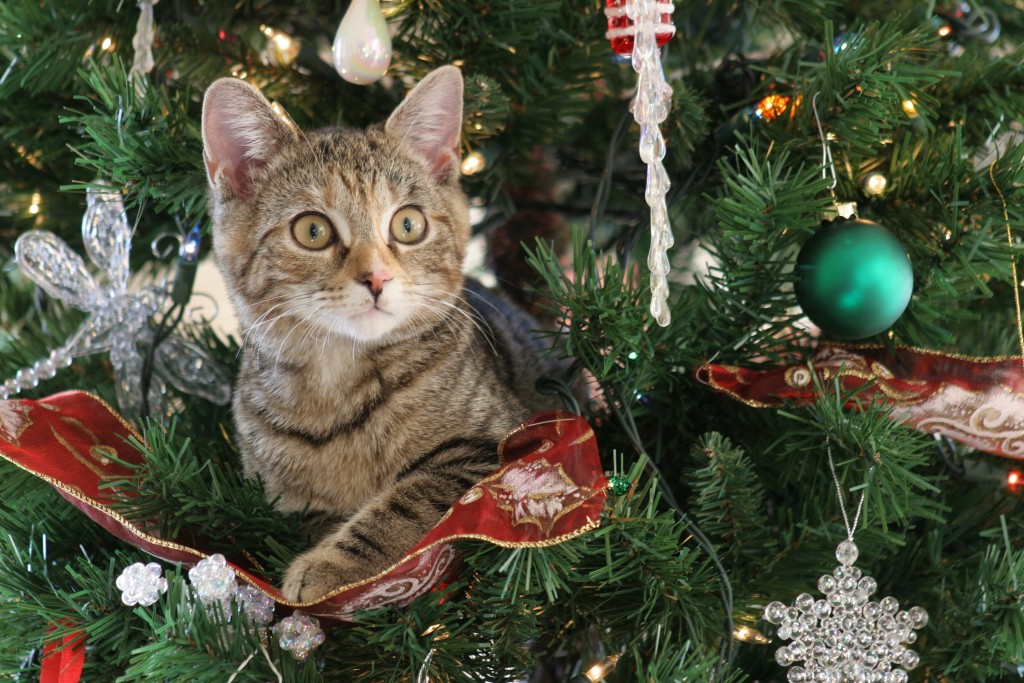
[116,561,168,607]
[129,0,158,80]
[234,584,275,627]
[273,611,326,660]
[188,553,238,615]
[764,540,928,681]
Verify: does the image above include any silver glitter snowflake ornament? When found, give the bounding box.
[764,539,928,683]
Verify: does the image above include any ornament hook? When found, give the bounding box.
[811,93,838,195]
[826,436,867,541]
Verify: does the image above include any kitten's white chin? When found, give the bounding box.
[328,308,404,343]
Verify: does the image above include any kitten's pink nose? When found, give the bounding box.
[358,270,393,297]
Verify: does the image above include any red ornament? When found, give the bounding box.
[604,0,676,56]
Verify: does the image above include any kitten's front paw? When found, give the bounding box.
[282,548,366,603]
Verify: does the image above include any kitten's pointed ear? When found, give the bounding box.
[202,78,298,200]
[385,66,464,182]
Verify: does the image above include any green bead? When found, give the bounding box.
[795,218,913,339]
[608,476,631,496]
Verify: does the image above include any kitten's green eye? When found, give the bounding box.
[390,207,427,245]
[291,213,335,250]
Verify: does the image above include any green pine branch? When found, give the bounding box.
[106,418,308,584]
[686,432,771,564]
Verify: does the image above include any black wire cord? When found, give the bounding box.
[538,371,737,675]
[138,229,199,422]
[603,383,737,674]
[138,302,186,422]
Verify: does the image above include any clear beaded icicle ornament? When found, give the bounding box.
[763,442,928,683]
[129,0,158,83]
[604,0,676,326]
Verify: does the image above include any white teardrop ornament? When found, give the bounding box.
[332,0,392,85]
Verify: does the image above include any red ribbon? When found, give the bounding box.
[41,622,85,683]
[0,391,607,620]
[701,344,1024,459]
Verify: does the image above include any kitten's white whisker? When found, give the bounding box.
[457,288,505,318]
[249,292,300,306]
[273,301,324,372]
[411,290,499,356]
[246,305,300,351]
[313,310,335,358]
[244,302,292,338]
[438,302,498,356]
[410,301,460,343]
[241,293,316,349]
[249,298,320,358]
[447,293,499,335]
[426,289,497,343]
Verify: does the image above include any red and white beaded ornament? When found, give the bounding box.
[605,0,677,326]
[604,0,675,55]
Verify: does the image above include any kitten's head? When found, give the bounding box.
[201,67,469,348]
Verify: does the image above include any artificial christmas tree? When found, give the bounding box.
[3,1,1024,681]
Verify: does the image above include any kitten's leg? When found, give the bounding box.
[300,510,350,543]
[282,440,495,602]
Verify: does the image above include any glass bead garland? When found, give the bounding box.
[764,540,928,683]
[115,555,324,660]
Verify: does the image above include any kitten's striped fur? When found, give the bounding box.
[202,67,559,602]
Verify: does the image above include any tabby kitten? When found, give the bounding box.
[201,67,558,602]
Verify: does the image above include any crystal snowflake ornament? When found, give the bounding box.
[116,561,168,607]
[188,553,238,615]
[764,540,928,683]
[5,182,230,418]
[273,611,326,661]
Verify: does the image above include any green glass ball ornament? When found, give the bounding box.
[794,217,913,339]
[607,476,632,496]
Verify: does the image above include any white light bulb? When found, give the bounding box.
[332,0,392,85]
[461,151,486,176]
[862,172,888,196]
